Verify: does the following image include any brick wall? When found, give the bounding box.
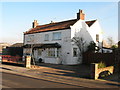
[91,63,114,80]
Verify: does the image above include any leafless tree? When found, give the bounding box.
[72,37,86,62]
[107,37,114,48]
[30,44,36,66]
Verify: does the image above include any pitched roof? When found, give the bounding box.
[10,43,23,47]
[85,20,96,27]
[24,19,96,34]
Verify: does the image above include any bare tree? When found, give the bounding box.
[107,37,114,48]
[30,44,36,66]
[72,37,86,62]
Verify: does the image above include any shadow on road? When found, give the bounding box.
[2,72,83,88]
[2,62,24,67]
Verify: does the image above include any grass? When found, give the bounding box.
[98,61,106,69]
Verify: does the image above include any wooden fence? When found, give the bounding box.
[83,53,115,66]
[1,55,22,63]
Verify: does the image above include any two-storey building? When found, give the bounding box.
[23,9,103,65]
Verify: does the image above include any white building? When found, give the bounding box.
[23,9,103,65]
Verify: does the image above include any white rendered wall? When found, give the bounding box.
[70,20,94,64]
[24,20,103,65]
[87,20,103,47]
[24,29,73,65]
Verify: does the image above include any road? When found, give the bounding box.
[2,72,83,88]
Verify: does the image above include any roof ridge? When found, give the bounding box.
[37,19,77,27]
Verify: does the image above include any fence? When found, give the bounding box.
[1,55,22,63]
[83,52,115,66]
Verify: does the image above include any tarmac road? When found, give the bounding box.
[2,72,83,88]
[1,64,120,89]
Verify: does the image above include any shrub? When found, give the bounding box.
[98,61,106,69]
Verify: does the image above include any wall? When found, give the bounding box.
[88,20,103,48]
[91,63,114,80]
[24,19,103,65]
[70,20,103,64]
[83,52,115,66]
[24,29,74,65]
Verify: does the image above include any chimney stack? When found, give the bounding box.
[32,20,39,28]
[77,9,85,20]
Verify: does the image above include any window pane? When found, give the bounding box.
[46,48,55,57]
[27,35,34,42]
[38,49,42,56]
[53,32,61,40]
[45,34,49,41]
[73,48,77,57]
[96,34,99,42]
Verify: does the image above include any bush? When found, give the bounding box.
[98,61,106,69]
[87,41,96,52]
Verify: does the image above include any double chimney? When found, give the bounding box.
[32,9,85,28]
[32,20,39,28]
[77,9,85,20]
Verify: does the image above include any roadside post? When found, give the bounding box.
[25,56,31,68]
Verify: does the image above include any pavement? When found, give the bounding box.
[1,63,120,88]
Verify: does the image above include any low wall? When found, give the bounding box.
[91,63,114,80]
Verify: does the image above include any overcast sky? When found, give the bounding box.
[0,2,118,44]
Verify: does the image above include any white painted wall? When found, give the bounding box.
[69,19,103,64]
[24,29,73,64]
[24,19,103,65]
[88,20,103,48]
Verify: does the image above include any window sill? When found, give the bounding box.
[45,56,59,58]
[44,40,49,41]
[52,39,62,41]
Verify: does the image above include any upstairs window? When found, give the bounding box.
[44,34,49,41]
[53,32,61,40]
[96,34,99,42]
[27,35,34,42]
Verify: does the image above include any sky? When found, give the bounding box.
[0,2,118,44]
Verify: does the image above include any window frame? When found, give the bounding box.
[44,34,49,41]
[73,48,77,57]
[96,34,99,42]
[53,32,61,40]
[46,48,55,57]
[27,35,34,42]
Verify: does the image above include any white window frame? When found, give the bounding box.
[46,48,60,57]
[46,48,55,57]
[53,32,61,40]
[27,35,34,42]
[44,34,49,41]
